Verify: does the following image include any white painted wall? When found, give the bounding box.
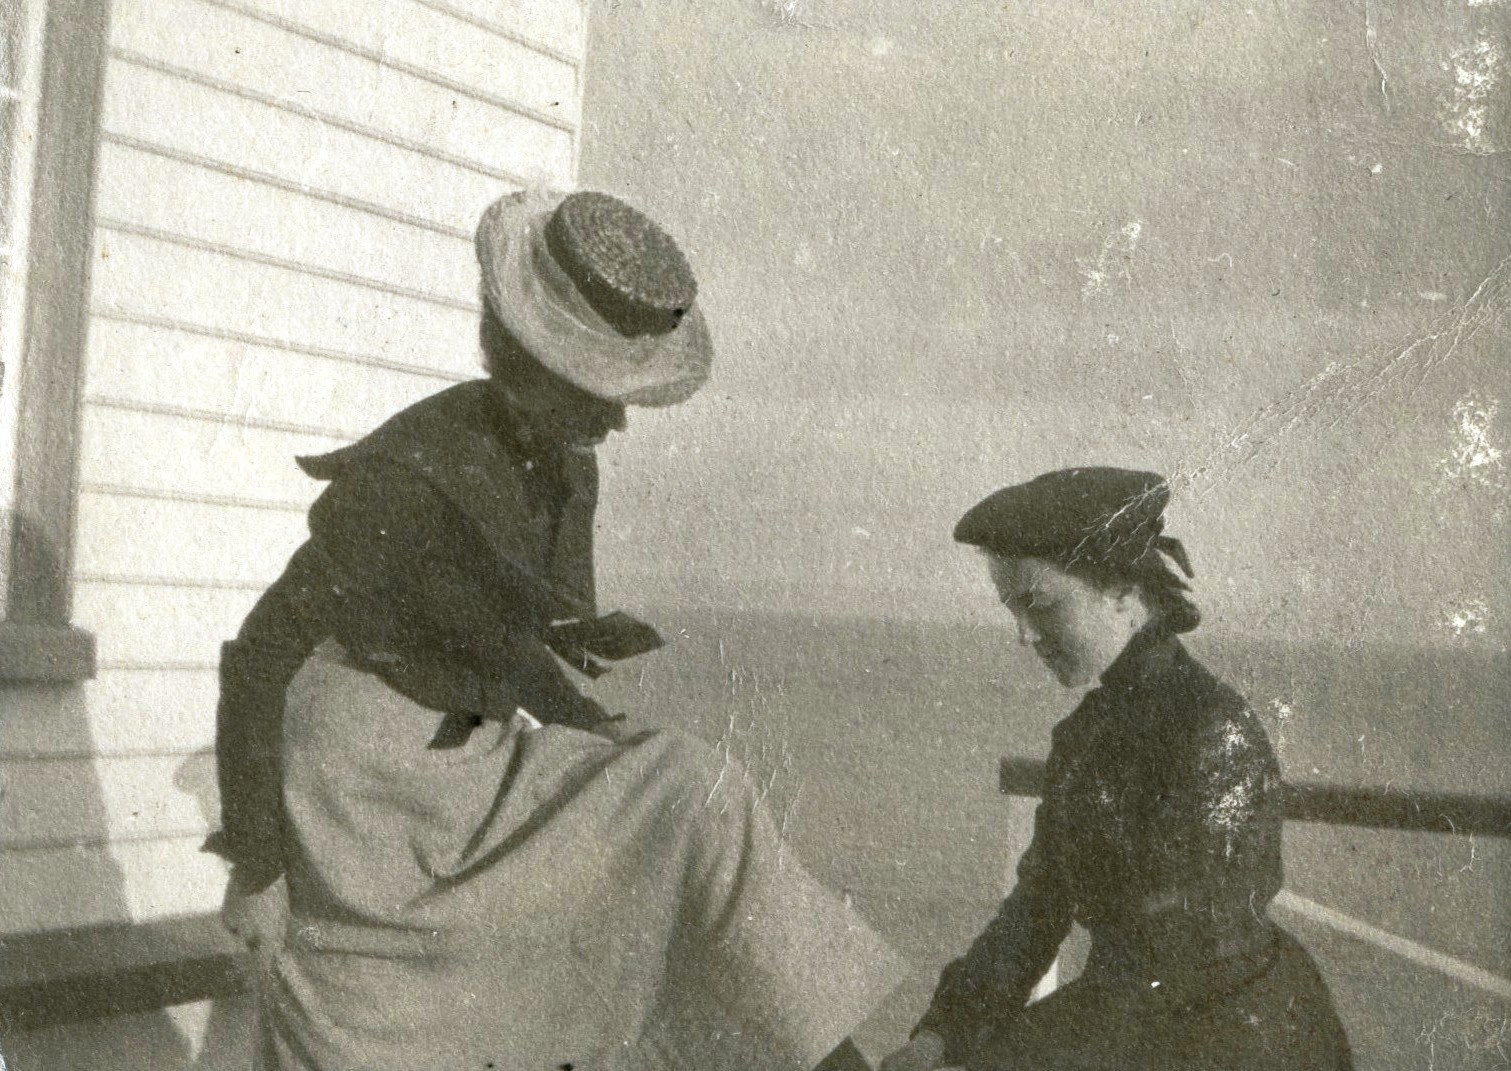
[0,0,586,937]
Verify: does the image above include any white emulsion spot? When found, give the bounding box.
[1077,219,1144,299]
[1267,698,1295,756]
[762,0,811,25]
[1443,598,1491,637]
[1440,39,1502,153]
[1441,395,1505,489]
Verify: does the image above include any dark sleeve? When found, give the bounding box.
[912,783,1072,1062]
[308,459,609,728]
[209,541,335,887]
[1137,703,1284,972]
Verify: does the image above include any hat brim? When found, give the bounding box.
[478,194,713,408]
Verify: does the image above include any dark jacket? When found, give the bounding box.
[209,381,613,885]
[916,631,1352,1070]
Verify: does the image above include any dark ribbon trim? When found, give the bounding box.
[1153,534,1195,579]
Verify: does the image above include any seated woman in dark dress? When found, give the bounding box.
[882,468,1352,1071]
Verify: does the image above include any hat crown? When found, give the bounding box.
[546,193,697,335]
[475,188,713,407]
[955,467,1170,565]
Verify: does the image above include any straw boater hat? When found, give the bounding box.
[476,187,713,407]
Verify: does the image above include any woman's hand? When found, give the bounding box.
[878,1031,947,1071]
[221,866,287,957]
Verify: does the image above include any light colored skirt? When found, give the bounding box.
[250,642,904,1071]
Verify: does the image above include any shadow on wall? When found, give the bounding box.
[0,699,253,1070]
[0,684,185,1068]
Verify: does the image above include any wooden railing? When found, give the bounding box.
[5,764,1506,1034]
[0,914,243,1034]
[998,756,1511,838]
[999,756,1511,1000]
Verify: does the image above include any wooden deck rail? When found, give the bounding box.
[0,914,244,1034]
[998,756,1511,838]
[999,755,1511,1000]
[5,765,1507,1034]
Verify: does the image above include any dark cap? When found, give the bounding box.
[954,467,1175,570]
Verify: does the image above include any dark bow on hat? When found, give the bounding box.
[1152,532,1194,580]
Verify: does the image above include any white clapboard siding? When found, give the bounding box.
[94,142,479,304]
[85,316,464,422]
[92,228,483,374]
[76,496,309,589]
[205,0,579,124]
[75,584,260,670]
[0,836,230,935]
[1,0,585,935]
[110,0,575,185]
[79,405,350,510]
[425,0,583,63]
[0,670,220,757]
[0,753,216,849]
[101,62,525,238]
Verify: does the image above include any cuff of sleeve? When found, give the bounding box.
[202,830,284,890]
[921,1007,997,1066]
[905,1025,956,1066]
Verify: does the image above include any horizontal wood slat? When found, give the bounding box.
[0,753,216,849]
[90,227,482,374]
[194,0,579,128]
[411,0,582,64]
[94,142,479,305]
[89,308,473,384]
[78,404,352,508]
[999,756,1511,838]
[83,317,458,451]
[74,584,258,669]
[0,669,220,757]
[100,60,532,238]
[0,836,230,936]
[109,0,574,177]
[75,494,308,589]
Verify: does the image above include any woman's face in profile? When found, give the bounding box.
[987,555,1146,688]
[481,310,628,447]
[511,368,628,447]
